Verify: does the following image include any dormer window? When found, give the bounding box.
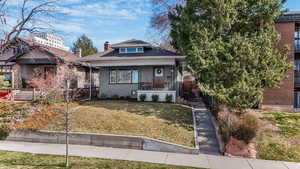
[119,47,144,53]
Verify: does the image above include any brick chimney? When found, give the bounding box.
[104,41,110,51]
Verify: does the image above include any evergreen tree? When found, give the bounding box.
[169,0,291,113]
[72,34,98,57]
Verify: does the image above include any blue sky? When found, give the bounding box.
[5,0,300,51]
[52,0,153,50]
[285,0,300,11]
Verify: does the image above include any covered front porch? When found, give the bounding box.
[98,65,182,102]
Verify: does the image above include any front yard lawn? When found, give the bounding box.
[0,150,199,169]
[256,111,300,162]
[44,100,194,147]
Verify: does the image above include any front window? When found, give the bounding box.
[119,48,126,53]
[109,70,139,84]
[110,70,117,84]
[119,47,144,53]
[0,66,12,88]
[117,70,132,83]
[0,73,12,88]
[295,26,300,52]
[296,60,300,72]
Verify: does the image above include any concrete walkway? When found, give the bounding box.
[0,141,299,169]
[194,108,220,155]
[189,98,220,155]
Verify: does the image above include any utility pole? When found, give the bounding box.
[65,80,70,168]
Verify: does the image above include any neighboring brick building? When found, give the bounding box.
[262,11,300,110]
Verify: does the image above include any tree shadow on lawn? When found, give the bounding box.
[78,100,194,131]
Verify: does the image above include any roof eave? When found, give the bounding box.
[110,44,152,48]
[77,55,185,62]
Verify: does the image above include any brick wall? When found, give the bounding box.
[262,22,295,107]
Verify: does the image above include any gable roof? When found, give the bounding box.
[110,39,152,48]
[78,40,183,62]
[21,39,78,63]
[278,11,300,22]
[0,38,78,63]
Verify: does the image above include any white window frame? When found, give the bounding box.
[119,47,144,54]
[109,70,139,84]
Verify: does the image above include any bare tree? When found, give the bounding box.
[0,0,7,24]
[0,0,59,53]
[150,0,185,39]
[148,0,185,50]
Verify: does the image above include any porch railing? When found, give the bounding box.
[138,82,175,91]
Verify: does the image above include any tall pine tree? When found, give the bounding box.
[169,0,291,113]
[72,34,98,57]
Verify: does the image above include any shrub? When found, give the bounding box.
[100,94,107,99]
[0,124,11,140]
[232,114,258,143]
[165,94,173,103]
[218,113,240,142]
[32,95,56,105]
[152,95,159,102]
[139,94,147,102]
[218,113,258,143]
[112,95,119,99]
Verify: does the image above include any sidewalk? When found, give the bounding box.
[0,141,299,169]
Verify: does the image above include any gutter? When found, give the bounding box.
[78,56,186,62]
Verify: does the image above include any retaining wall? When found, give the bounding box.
[7,130,199,154]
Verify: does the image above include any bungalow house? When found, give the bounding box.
[78,40,185,102]
[0,38,99,101]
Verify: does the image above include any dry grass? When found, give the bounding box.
[16,105,62,131]
[255,111,300,162]
[0,102,30,126]
[45,100,194,147]
[0,150,199,169]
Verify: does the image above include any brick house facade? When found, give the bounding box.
[262,12,300,110]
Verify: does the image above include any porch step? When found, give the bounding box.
[14,91,34,101]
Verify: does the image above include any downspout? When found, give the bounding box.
[87,63,92,101]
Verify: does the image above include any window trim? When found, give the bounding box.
[119,47,144,54]
[295,26,300,51]
[109,69,139,84]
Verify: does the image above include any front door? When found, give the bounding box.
[154,67,164,88]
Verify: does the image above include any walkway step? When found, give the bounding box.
[196,122,215,132]
[199,144,220,154]
[198,137,219,146]
[14,91,34,101]
[197,131,216,137]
